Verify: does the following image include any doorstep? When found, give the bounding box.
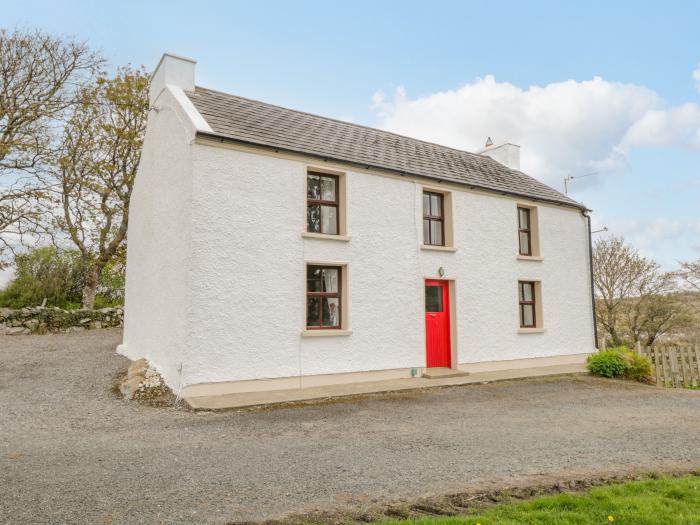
[185,363,588,410]
[422,367,470,379]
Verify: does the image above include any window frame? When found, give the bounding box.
[306,265,342,330]
[306,172,340,236]
[517,206,532,256]
[423,191,445,246]
[518,281,537,328]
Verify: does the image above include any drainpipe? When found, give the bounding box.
[584,211,599,349]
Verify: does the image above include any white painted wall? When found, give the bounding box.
[118,86,197,390]
[120,65,594,390]
[173,142,595,387]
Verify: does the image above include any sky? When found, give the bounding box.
[2,0,700,281]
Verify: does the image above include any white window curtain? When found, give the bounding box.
[323,269,338,293]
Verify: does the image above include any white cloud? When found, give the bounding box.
[623,103,700,149]
[612,217,680,245]
[694,62,700,93]
[638,218,685,245]
[595,216,700,268]
[371,90,386,108]
[371,69,700,188]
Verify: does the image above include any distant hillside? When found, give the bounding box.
[597,291,700,346]
[676,291,700,310]
[673,291,700,344]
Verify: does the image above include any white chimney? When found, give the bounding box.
[478,137,520,171]
[149,53,196,104]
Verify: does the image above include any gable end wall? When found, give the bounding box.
[119,87,196,391]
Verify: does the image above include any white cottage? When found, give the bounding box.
[118,53,597,406]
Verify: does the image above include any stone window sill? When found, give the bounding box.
[517,255,544,261]
[421,245,457,252]
[518,327,546,334]
[302,232,350,242]
[301,329,353,337]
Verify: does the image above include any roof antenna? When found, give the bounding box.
[484,137,494,148]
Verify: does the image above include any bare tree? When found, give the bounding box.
[0,28,102,263]
[51,66,149,308]
[679,260,700,293]
[623,294,691,347]
[592,236,676,346]
[0,179,42,267]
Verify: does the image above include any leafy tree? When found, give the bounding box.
[0,246,84,308]
[49,66,148,308]
[97,257,125,305]
[0,29,102,266]
[0,246,125,309]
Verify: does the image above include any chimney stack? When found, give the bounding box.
[478,138,520,170]
[149,53,197,104]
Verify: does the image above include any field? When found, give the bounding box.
[378,475,700,525]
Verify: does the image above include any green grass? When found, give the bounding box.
[378,475,700,525]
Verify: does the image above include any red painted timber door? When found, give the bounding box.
[425,280,451,368]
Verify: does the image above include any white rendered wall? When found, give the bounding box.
[180,144,595,387]
[119,87,196,390]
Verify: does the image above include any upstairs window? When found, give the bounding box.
[518,281,537,328]
[518,207,532,256]
[306,265,342,329]
[307,172,339,235]
[423,191,444,246]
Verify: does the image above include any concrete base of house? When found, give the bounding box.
[183,353,591,410]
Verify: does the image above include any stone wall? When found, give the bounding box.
[0,306,123,335]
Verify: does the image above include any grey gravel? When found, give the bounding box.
[1,329,699,524]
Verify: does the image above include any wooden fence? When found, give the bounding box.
[638,345,700,388]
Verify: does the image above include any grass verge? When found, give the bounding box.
[376,475,700,525]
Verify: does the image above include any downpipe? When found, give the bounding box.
[584,211,599,349]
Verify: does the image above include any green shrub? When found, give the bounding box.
[622,351,653,381]
[0,247,84,308]
[587,349,626,377]
[0,247,124,309]
[587,346,654,382]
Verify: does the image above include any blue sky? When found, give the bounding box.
[3,0,700,269]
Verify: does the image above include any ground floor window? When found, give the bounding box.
[306,265,341,329]
[518,281,537,328]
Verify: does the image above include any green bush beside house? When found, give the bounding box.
[587,345,653,382]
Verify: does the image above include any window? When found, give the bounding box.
[307,172,339,235]
[420,188,455,250]
[518,281,537,328]
[423,191,444,246]
[425,285,443,312]
[516,204,541,258]
[518,207,531,256]
[306,265,341,329]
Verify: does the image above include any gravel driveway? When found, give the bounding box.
[1,329,699,524]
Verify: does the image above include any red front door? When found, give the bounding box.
[425,280,451,368]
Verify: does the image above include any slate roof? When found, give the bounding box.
[187,86,585,210]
